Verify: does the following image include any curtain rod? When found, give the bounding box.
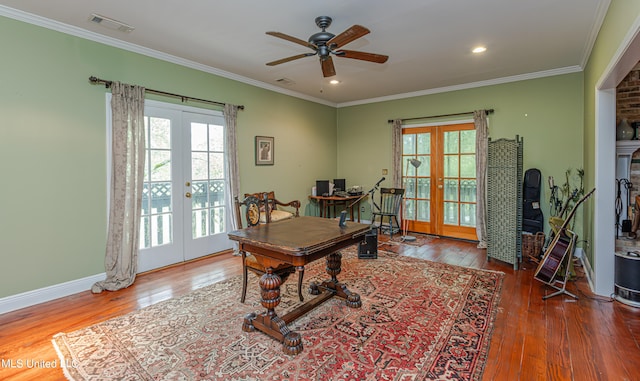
[89,76,245,110]
[388,109,493,123]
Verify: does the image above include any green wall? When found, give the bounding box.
[337,74,585,230]
[0,16,336,298]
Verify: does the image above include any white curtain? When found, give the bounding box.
[474,110,489,249]
[224,104,240,232]
[93,82,146,293]
[391,119,403,188]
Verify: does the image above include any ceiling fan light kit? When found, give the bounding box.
[266,16,388,78]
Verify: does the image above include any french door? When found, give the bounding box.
[402,122,478,240]
[134,101,232,272]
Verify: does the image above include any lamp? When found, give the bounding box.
[401,158,422,242]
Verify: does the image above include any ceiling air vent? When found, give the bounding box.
[275,78,296,86]
[89,13,135,33]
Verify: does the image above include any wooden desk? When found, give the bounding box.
[227,216,369,355]
[308,194,365,222]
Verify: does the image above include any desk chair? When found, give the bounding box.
[235,193,304,303]
[371,187,404,238]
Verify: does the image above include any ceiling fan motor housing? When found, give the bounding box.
[309,31,335,46]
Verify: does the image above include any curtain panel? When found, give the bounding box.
[224,104,240,232]
[474,110,489,249]
[93,82,146,293]
[392,119,403,188]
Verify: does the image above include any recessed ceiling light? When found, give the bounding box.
[472,46,487,54]
[89,13,135,33]
[330,80,340,85]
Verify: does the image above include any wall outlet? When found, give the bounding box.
[361,206,366,213]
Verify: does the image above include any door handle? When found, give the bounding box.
[185,192,192,198]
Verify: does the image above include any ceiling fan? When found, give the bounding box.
[266,16,389,78]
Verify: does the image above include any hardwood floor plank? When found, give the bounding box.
[544,301,572,381]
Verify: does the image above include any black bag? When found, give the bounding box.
[358,228,378,259]
[523,168,544,233]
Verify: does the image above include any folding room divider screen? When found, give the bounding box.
[487,136,523,269]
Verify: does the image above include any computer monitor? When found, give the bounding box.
[333,179,346,192]
[316,180,330,197]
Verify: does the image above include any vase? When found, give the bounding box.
[617,119,634,141]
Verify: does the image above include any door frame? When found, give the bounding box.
[180,110,232,261]
[105,96,232,273]
[402,119,477,240]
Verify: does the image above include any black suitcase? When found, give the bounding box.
[523,168,544,233]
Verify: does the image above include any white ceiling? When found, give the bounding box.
[0,0,609,106]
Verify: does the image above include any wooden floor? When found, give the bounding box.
[1,235,639,380]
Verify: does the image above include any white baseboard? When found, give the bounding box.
[574,247,584,258]
[0,273,105,315]
[579,252,596,292]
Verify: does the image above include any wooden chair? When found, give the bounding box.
[243,191,301,222]
[371,187,405,238]
[235,192,304,303]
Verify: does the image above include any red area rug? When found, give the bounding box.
[53,248,503,381]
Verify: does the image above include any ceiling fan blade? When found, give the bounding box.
[266,31,317,50]
[321,56,336,77]
[337,50,389,63]
[266,53,315,66]
[327,25,370,48]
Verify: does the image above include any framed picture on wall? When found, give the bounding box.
[255,136,274,165]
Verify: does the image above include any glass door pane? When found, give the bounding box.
[440,125,477,239]
[141,116,173,249]
[137,106,184,272]
[402,129,433,234]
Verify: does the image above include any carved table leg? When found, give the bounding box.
[309,251,361,308]
[241,268,303,355]
[296,266,305,302]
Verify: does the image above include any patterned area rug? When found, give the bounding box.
[53,248,503,381]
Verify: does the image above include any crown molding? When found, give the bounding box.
[337,66,583,108]
[579,0,612,69]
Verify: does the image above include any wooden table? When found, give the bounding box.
[227,216,370,355]
[308,194,365,222]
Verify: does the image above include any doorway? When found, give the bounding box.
[594,21,640,296]
[108,98,232,273]
[402,122,478,240]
